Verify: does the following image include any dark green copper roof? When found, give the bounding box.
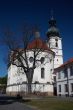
[47,18,60,37]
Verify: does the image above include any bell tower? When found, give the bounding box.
[46,17,63,68]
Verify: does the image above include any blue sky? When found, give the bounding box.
[0,0,73,76]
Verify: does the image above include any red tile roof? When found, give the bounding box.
[27,38,54,54]
[55,58,73,70]
[11,38,55,60]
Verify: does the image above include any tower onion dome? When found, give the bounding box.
[47,17,60,37]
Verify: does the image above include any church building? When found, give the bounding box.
[6,17,63,96]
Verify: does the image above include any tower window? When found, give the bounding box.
[55,38,58,41]
[41,68,45,78]
[55,42,58,47]
[55,39,58,47]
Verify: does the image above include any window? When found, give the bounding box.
[41,57,45,64]
[29,57,34,63]
[55,42,58,47]
[55,39,58,47]
[64,68,67,78]
[65,84,68,92]
[70,66,73,76]
[58,72,61,79]
[41,68,45,78]
[59,85,61,92]
[54,76,56,82]
[50,69,52,72]
[55,39,58,42]
[50,59,52,63]
[71,83,73,92]
[57,59,58,61]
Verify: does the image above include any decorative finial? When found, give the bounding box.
[51,9,54,20]
[49,10,56,27]
[35,31,40,38]
[33,25,40,38]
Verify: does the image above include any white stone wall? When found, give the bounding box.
[6,50,54,94]
[56,66,73,96]
[7,83,53,94]
[47,36,63,69]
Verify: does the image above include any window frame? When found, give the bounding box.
[41,68,45,79]
[64,68,68,78]
[59,85,61,92]
[65,84,68,92]
[58,72,61,79]
[70,66,73,76]
[55,42,58,47]
[71,83,73,92]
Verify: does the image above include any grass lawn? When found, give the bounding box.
[24,97,73,110]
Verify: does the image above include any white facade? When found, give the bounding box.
[46,17,63,69]
[6,17,64,96]
[6,48,55,96]
[55,60,73,96]
[47,36,63,68]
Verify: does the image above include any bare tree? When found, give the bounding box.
[3,25,51,94]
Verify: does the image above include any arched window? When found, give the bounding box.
[41,57,45,64]
[41,68,45,78]
[55,39,58,47]
[29,57,34,63]
[55,42,58,47]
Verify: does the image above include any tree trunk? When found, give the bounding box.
[28,82,32,94]
[26,68,34,94]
